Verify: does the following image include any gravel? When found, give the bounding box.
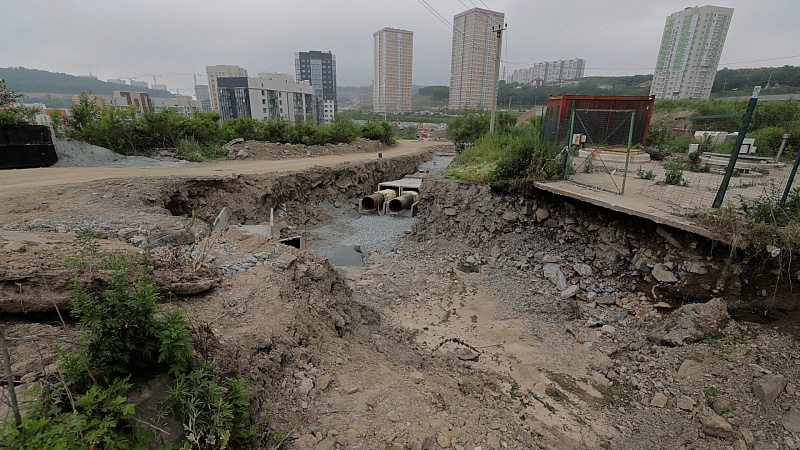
[53,139,194,168]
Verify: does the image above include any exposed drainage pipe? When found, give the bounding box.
[388,191,420,212]
[362,189,397,210]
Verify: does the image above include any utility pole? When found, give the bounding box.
[489,23,507,133]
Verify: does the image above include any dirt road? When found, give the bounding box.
[0,140,438,194]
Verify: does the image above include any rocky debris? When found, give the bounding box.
[649,297,729,346]
[225,138,383,160]
[752,374,787,403]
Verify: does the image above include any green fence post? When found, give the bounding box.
[780,148,800,206]
[562,102,576,180]
[621,112,636,195]
[712,86,761,208]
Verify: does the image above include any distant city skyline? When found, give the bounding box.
[3,0,800,93]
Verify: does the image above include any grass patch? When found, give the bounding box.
[178,138,227,162]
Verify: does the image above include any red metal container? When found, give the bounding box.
[544,95,655,147]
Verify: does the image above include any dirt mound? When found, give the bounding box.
[226,137,385,160]
[53,139,191,168]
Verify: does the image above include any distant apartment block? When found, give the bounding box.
[448,8,505,110]
[130,80,149,88]
[508,59,586,86]
[151,83,168,92]
[107,78,128,85]
[195,85,212,112]
[151,96,203,118]
[216,73,316,124]
[295,51,337,123]
[373,28,413,114]
[650,5,733,100]
[205,65,248,113]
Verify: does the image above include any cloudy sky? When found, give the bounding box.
[3,0,799,93]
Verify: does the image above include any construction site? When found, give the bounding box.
[2,128,800,450]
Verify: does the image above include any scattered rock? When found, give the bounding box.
[677,359,705,378]
[677,395,696,411]
[454,347,480,361]
[780,409,800,433]
[274,252,297,269]
[649,297,729,346]
[386,410,401,422]
[316,374,332,391]
[701,411,734,438]
[560,285,580,299]
[753,374,787,403]
[299,378,314,395]
[543,263,567,291]
[650,393,668,408]
[652,263,678,283]
[535,208,550,222]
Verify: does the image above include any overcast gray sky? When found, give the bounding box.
[3,0,799,93]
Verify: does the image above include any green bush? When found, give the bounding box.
[664,167,687,186]
[749,126,787,157]
[491,124,559,181]
[636,166,655,180]
[68,268,195,383]
[165,366,255,448]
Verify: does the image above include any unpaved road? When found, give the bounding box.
[0,140,437,193]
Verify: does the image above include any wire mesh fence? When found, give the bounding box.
[561,109,637,195]
[635,152,800,211]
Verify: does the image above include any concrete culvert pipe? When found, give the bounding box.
[362,189,397,210]
[388,191,420,212]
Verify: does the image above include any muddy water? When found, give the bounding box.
[308,151,455,272]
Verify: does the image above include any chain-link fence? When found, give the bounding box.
[635,151,800,211]
[560,109,637,195]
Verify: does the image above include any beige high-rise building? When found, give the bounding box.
[650,5,734,100]
[373,28,413,114]
[205,65,248,112]
[448,8,504,110]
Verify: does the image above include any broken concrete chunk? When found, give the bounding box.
[652,263,678,283]
[648,297,729,346]
[274,252,297,269]
[560,285,580,299]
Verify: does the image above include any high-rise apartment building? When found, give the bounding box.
[509,59,586,86]
[373,28,413,114]
[205,65,248,112]
[295,51,337,123]
[650,5,733,100]
[194,85,212,112]
[448,8,505,110]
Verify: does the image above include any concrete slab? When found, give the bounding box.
[533,180,721,242]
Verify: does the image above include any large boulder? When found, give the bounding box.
[648,297,729,346]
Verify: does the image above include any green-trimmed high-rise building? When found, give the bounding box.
[650,5,733,100]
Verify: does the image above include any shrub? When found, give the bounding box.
[636,166,655,180]
[664,167,687,186]
[165,366,255,448]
